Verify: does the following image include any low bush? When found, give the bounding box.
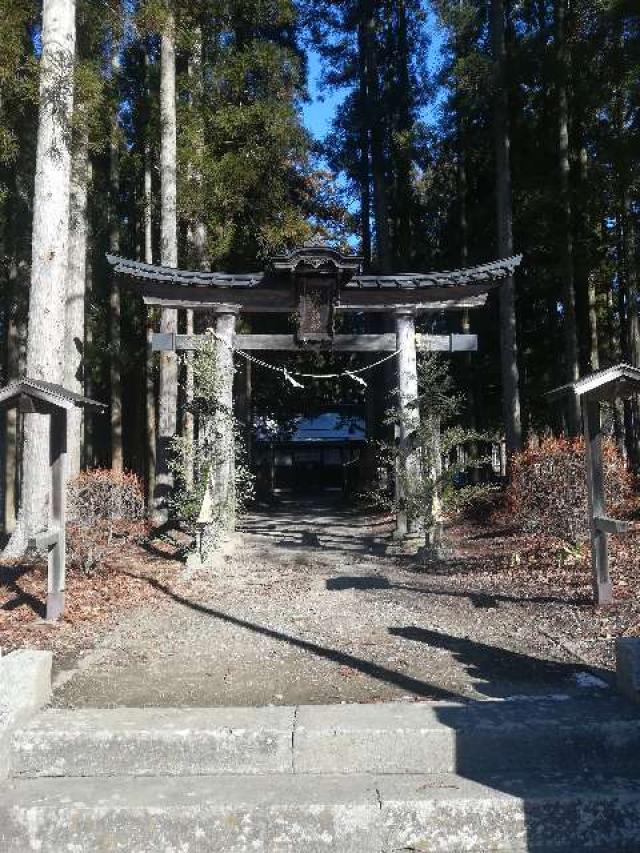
[504,436,637,543]
[67,469,147,572]
[445,482,504,522]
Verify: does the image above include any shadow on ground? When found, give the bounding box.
[326,574,592,608]
[0,563,46,619]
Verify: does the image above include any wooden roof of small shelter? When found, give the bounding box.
[548,364,640,404]
[0,379,105,412]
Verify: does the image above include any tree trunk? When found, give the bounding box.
[144,145,157,511]
[357,19,372,270]
[4,0,76,557]
[555,0,581,433]
[3,263,26,534]
[145,310,157,511]
[3,158,29,535]
[618,189,640,470]
[142,44,156,510]
[363,2,391,273]
[491,0,522,454]
[144,141,153,266]
[612,21,639,469]
[587,271,599,372]
[84,192,95,469]
[357,17,372,269]
[235,356,252,466]
[580,146,599,372]
[154,5,179,521]
[622,202,639,370]
[65,116,89,478]
[182,29,208,494]
[110,59,124,472]
[620,137,640,472]
[3,319,19,535]
[393,0,413,266]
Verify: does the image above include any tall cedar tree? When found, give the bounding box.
[4,0,76,557]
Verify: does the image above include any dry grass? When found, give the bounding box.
[0,536,184,657]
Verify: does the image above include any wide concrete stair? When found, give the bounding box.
[3,696,640,851]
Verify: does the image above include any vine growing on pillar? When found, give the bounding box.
[398,354,460,551]
[368,354,491,552]
[169,334,254,552]
[370,355,510,552]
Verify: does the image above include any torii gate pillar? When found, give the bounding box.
[395,309,420,537]
[214,308,238,530]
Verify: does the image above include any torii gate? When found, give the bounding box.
[108,243,521,536]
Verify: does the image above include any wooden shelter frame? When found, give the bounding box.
[549,364,640,605]
[0,380,104,620]
[109,243,521,536]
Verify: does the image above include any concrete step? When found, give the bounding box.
[12,706,296,777]
[11,698,640,778]
[2,771,640,851]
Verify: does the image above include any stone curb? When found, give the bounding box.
[0,650,52,778]
[3,772,640,852]
[11,696,640,778]
[617,637,640,704]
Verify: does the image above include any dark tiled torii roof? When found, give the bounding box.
[106,255,264,288]
[106,252,523,291]
[0,379,105,411]
[347,255,522,289]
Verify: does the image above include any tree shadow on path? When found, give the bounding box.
[326,574,591,608]
[0,563,46,618]
[389,625,611,695]
[134,575,462,701]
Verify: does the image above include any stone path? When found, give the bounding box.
[53,501,613,707]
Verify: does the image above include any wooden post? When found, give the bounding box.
[583,397,612,605]
[47,407,67,620]
[235,355,253,467]
[215,309,238,530]
[395,309,419,537]
[183,308,195,491]
[145,309,157,513]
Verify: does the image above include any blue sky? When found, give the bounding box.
[301,50,343,141]
[301,13,447,143]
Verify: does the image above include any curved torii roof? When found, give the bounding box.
[106,248,522,313]
[347,255,522,289]
[107,255,264,288]
[106,252,522,291]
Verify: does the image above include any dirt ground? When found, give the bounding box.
[5,499,627,708]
